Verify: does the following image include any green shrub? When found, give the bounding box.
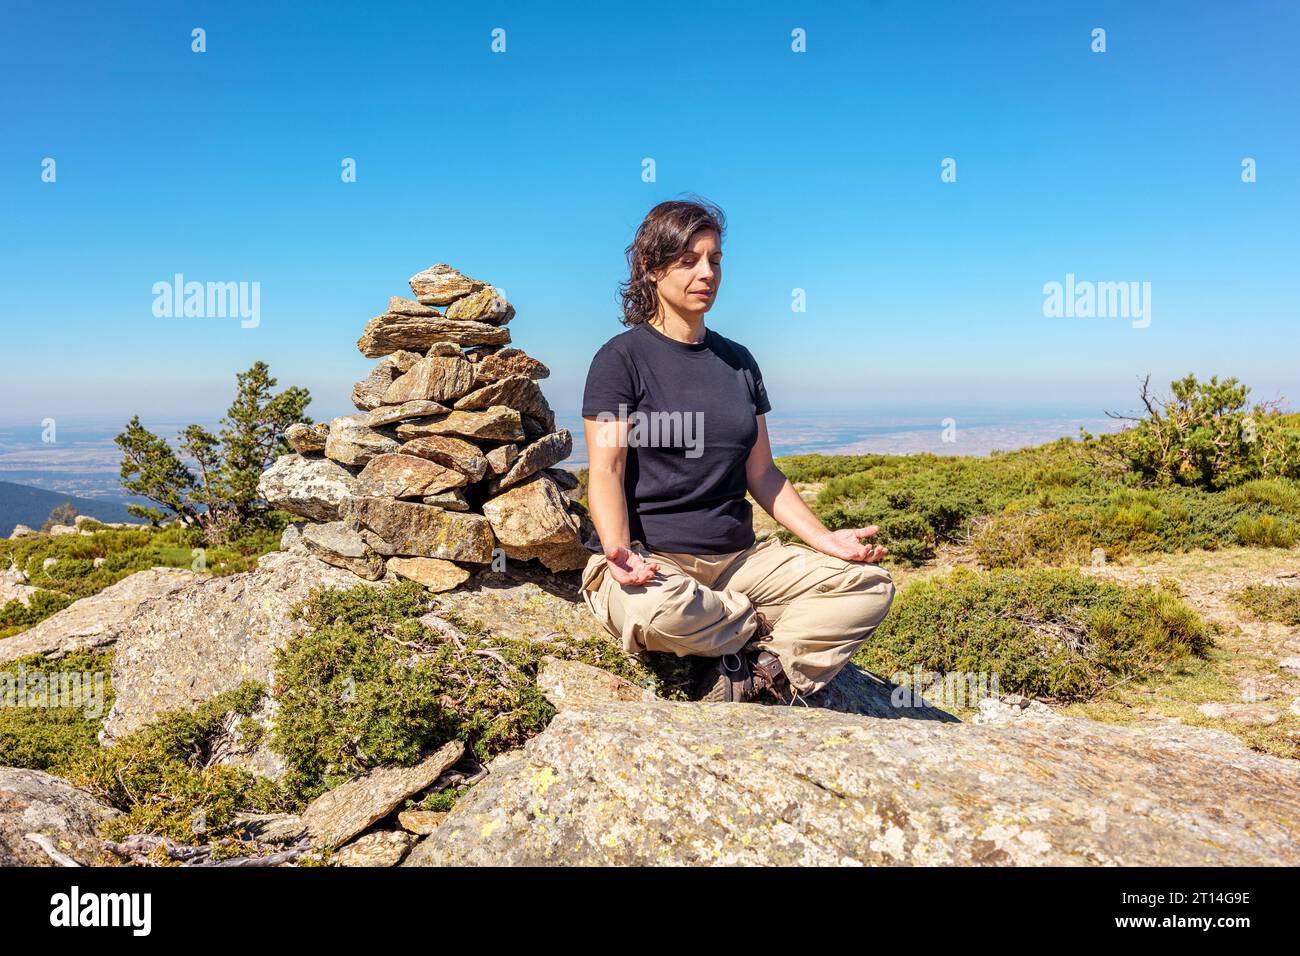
[857,567,1211,702]
[1229,585,1300,625]
[0,650,114,773]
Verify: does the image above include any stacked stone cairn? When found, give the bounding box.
[258,264,594,592]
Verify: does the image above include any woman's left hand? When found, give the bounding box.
[812,526,889,563]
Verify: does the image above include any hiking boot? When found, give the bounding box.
[749,649,801,706]
[694,651,761,703]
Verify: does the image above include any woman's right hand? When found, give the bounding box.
[604,545,661,587]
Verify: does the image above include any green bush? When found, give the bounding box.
[1229,584,1300,625]
[0,650,114,774]
[857,566,1211,702]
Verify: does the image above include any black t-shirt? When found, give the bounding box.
[581,321,771,554]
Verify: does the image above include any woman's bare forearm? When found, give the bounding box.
[748,465,831,547]
[586,466,633,553]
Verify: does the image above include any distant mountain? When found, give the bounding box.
[0,481,138,538]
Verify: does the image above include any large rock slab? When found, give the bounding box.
[356,453,469,499]
[0,568,198,664]
[407,263,486,305]
[357,314,509,357]
[403,698,1300,867]
[342,498,496,563]
[394,406,524,443]
[258,453,359,522]
[0,768,122,866]
[101,551,386,742]
[302,740,464,850]
[398,435,489,482]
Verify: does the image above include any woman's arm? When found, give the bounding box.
[745,415,889,563]
[582,415,660,585]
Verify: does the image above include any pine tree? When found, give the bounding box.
[115,362,311,540]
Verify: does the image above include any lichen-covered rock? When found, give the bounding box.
[485,443,519,476]
[0,768,122,867]
[0,567,199,664]
[342,498,496,563]
[469,347,550,383]
[394,406,524,443]
[101,551,387,742]
[537,657,650,711]
[300,521,387,581]
[388,295,439,317]
[403,698,1300,867]
[302,740,464,850]
[356,453,469,499]
[258,453,359,522]
[324,415,400,467]
[407,263,486,305]
[285,421,329,454]
[444,286,514,326]
[482,473,580,549]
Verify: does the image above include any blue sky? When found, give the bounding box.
[1,0,1296,428]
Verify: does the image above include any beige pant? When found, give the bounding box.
[580,536,897,696]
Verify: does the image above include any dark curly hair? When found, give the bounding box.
[618,197,727,326]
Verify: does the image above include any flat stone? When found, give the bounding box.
[356,453,469,499]
[331,830,417,867]
[398,810,448,835]
[258,453,359,521]
[324,415,400,467]
[398,435,489,482]
[300,521,386,581]
[364,401,451,428]
[407,263,486,306]
[302,740,464,850]
[395,406,524,443]
[537,657,648,711]
[444,286,514,326]
[382,354,476,405]
[358,314,508,358]
[388,296,440,317]
[420,489,469,511]
[385,557,471,592]
[342,498,496,563]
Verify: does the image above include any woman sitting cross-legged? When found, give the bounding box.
[579,197,897,705]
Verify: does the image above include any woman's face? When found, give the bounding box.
[651,228,721,318]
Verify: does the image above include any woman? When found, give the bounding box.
[579,198,897,704]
